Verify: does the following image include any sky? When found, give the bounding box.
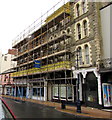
[0,0,66,54]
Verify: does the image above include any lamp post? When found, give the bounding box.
[75,49,81,113]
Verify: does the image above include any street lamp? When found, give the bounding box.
[75,48,81,113]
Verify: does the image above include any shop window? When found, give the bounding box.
[60,85,66,99]
[36,88,44,97]
[53,85,59,98]
[41,87,44,97]
[33,88,37,96]
[67,86,72,99]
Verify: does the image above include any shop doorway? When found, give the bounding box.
[84,72,98,107]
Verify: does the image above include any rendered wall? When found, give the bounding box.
[100,4,112,59]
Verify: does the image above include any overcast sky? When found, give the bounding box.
[0,0,67,54]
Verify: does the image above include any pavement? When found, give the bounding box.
[1,95,112,119]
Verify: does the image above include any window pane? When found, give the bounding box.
[82,2,86,13]
[76,4,80,17]
[77,24,81,39]
[84,21,88,36]
[60,85,66,99]
[85,45,90,64]
[53,85,59,98]
[78,48,82,65]
[33,88,37,96]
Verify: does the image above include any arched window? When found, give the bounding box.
[77,23,81,39]
[77,47,83,65]
[83,20,88,37]
[85,45,90,64]
[76,4,80,17]
[82,1,86,14]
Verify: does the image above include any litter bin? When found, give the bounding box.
[61,100,66,109]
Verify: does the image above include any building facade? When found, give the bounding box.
[0,71,14,95]
[0,51,17,95]
[71,1,111,108]
[12,1,74,101]
[99,3,112,108]
[0,53,17,74]
[10,0,111,108]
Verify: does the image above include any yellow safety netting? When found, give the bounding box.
[11,61,71,77]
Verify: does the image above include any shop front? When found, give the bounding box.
[83,72,98,107]
[32,87,44,100]
[72,67,102,108]
[28,81,47,101]
[52,84,73,101]
[48,79,75,103]
[100,72,112,108]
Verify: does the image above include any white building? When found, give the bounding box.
[0,53,17,74]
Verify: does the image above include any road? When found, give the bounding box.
[2,98,81,119]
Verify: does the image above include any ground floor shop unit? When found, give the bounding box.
[47,79,76,103]
[4,68,111,109]
[100,72,112,108]
[1,85,14,96]
[72,67,102,108]
[27,81,47,101]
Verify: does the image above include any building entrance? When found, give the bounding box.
[84,72,98,107]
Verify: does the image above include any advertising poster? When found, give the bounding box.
[102,83,112,107]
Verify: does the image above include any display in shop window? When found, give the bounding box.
[53,85,58,98]
[102,83,112,107]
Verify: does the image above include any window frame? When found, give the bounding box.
[85,45,90,64]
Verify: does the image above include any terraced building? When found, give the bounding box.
[11,1,75,102]
[10,0,111,108]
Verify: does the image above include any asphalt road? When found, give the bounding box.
[2,98,80,119]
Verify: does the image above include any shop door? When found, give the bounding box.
[85,72,98,107]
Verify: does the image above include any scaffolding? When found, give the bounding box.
[11,0,76,102]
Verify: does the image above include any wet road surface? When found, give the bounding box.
[2,98,80,119]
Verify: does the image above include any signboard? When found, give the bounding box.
[8,49,17,55]
[34,60,41,68]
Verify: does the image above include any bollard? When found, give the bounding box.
[76,100,81,113]
[61,100,66,109]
